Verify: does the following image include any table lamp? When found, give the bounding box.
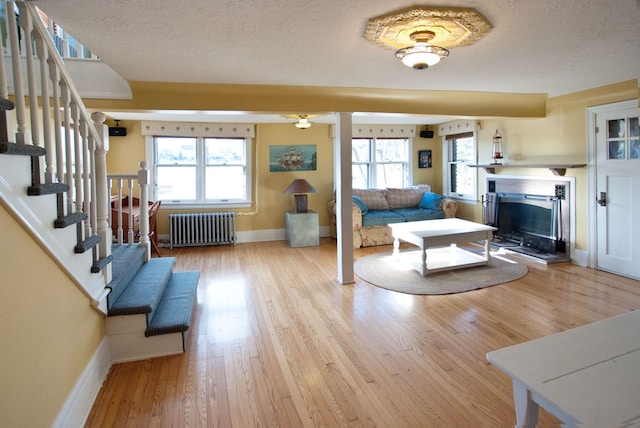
[283,178,317,213]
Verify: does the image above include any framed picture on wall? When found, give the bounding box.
[418,150,432,168]
[269,145,317,172]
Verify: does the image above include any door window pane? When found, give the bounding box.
[608,140,626,159]
[629,140,640,159]
[608,119,626,138]
[629,117,639,138]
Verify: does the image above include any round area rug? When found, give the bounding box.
[354,249,527,295]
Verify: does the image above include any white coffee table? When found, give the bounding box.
[487,310,640,427]
[389,218,497,276]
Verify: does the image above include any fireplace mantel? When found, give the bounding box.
[469,164,586,176]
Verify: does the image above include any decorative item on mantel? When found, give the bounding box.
[283,179,317,213]
[491,129,504,165]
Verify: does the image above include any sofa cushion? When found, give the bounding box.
[352,195,368,213]
[386,187,427,209]
[395,208,445,222]
[361,210,405,227]
[353,189,389,210]
[419,192,445,210]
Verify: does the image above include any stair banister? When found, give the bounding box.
[91,112,111,268]
[34,35,55,184]
[7,1,28,145]
[137,161,151,261]
[19,9,41,150]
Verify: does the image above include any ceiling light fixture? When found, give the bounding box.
[364,7,492,69]
[294,115,312,129]
[395,31,449,70]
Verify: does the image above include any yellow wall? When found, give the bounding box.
[0,204,105,427]
[460,81,637,250]
[100,79,638,250]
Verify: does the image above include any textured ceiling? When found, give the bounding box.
[36,0,640,123]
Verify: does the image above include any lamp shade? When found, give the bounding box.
[283,179,317,195]
[283,179,316,213]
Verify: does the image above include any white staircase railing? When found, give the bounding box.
[0,1,149,308]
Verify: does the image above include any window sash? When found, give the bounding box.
[352,137,411,189]
[152,136,250,205]
[444,133,477,201]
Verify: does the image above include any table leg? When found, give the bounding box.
[392,236,400,257]
[512,379,539,428]
[485,231,492,263]
[420,246,428,276]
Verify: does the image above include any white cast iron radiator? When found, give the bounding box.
[169,212,236,249]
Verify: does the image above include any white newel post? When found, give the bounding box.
[137,162,151,261]
[91,112,112,272]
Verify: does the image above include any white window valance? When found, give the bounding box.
[141,121,255,138]
[438,119,480,136]
[352,125,416,138]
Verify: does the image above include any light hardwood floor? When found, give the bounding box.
[85,239,640,427]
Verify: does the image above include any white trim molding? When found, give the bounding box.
[52,337,112,428]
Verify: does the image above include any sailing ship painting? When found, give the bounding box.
[270,145,317,172]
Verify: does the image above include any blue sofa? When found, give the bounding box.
[328,185,458,247]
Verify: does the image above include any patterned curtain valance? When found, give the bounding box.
[141,121,255,138]
[329,124,417,138]
[351,125,416,138]
[438,119,480,137]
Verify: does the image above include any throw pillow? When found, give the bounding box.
[352,195,368,213]
[419,192,444,210]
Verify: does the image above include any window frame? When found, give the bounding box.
[442,131,477,203]
[352,137,413,189]
[146,135,252,209]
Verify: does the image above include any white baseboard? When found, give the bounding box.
[159,226,331,247]
[571,248,588,267]
[52,336,112,428]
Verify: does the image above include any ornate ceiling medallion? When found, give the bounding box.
[364,6,492,51]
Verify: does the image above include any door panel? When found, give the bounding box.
[596,107,640,279]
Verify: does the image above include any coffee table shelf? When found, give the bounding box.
[389,218,497,276]
[416,245,489,273]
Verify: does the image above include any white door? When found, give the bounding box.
[595,105,640,279]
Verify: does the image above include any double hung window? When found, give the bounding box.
[352,137,411,189]
[152,136,251,206]
[444,131,477,202]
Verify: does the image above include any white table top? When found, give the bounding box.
[389,218,496,237]
[487,310,640,426]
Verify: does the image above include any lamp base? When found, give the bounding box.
[293,194,308,213]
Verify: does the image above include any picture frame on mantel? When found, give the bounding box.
[418,150,432,168]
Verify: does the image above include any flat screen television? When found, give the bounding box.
[495,193,557,251]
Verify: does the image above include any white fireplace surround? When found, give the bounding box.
[484,175,576,262]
